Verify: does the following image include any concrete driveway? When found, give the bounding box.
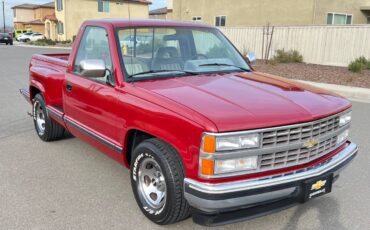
[0,45,369,230]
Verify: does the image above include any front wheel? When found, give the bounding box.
[33,94,65,141]
[130,138,190,225]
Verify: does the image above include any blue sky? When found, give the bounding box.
[1,0,167,26]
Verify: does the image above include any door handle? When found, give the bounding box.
[66,83,73,92]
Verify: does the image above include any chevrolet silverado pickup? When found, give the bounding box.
[20,19,357,226]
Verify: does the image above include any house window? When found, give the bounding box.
[327,13,352,25]
[57,22,64,34]
[98,0,110,13]
[215,16,226,27]
[56,0,63,11]
[192,16,202,22]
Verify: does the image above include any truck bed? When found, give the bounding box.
[28,53,70,108]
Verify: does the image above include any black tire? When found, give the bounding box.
[130,138,190,225]
[33,94,65,141]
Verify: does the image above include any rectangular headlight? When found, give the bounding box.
[215,133,260,151]
[214,156,258,174]
[339,111,352,126]
[337,129,349,144]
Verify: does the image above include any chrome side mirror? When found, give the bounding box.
[247,52,256,63]
[79,59,106,78]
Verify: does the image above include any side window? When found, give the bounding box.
[74,26,113,84]
[193,30,231,59]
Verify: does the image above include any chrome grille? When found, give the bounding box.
[262,116,340,148]
[257,114,343,172]
[259,136,338,170]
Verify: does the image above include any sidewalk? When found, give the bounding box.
[295,80,370,103]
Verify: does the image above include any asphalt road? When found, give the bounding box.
[0,44,369,230]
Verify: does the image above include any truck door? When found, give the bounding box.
[63,26,122,156]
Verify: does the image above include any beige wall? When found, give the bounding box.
[149,14,167,20]
[55,0,66,41]
[172,0,370,26]
[25,24,46,33]
[313,0,370,24]
[172,0,316,26]
[45,20,58,40]
[14,8,35,23]
[34,7,55,20]
[56,0,149,41]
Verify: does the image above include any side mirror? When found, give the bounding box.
[79,59,106,78]
[246,52,256,63]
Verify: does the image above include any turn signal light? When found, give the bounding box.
[201,159,214,176]
[202,135,216,153]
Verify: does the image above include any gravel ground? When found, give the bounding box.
[254,62,370,88]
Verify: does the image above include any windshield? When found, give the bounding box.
[117,27,250,80]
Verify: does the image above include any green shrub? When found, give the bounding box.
[272,49,303,63]
[349,61,365,73]
[348,56,370,73]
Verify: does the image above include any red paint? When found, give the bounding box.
[27,19,352,184]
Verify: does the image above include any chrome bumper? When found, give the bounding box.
[184,142,358,213]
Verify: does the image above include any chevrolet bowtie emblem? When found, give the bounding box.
[311,180,327,191]
[303,138,319,149]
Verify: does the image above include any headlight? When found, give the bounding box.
[339,111,352,126]
[337,129,349,144]
[214,156,258,174]
[201,133,260,153]
[200,132,261,177]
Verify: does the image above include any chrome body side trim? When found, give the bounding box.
[64,116,123,154]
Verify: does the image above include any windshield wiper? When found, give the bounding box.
[130,70,198,78]
[199,63,251,72]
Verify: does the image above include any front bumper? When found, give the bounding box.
[184,142,358,226]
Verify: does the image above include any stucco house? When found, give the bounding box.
[155,0,370,26]
[49,0,150,41]
[12,2,55,33]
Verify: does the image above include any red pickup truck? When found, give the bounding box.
[20,19,357,226]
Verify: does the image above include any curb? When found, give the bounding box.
[14,44,71,50]
[295,80,370,103]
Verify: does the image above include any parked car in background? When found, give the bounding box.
[0,33,13,45]
[29,33,46,42]
[14,29,29,41]
[18,32,34,42]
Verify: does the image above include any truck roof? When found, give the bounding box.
[84,19,214,28]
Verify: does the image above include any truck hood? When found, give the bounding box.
[134,72,351,132]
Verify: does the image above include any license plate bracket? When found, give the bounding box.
[303,174,333,202]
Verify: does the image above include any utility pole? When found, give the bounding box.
[2,0,5,33]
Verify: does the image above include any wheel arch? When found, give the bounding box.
[124,129,185,169]
[30,85,42,100]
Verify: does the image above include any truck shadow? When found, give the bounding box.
[284,196,345,230]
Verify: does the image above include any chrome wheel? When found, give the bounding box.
[34,101,46,135]
[137,158,167,210]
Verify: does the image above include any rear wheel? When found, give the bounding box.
[33,94,65,141]
[130,138,190,225]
